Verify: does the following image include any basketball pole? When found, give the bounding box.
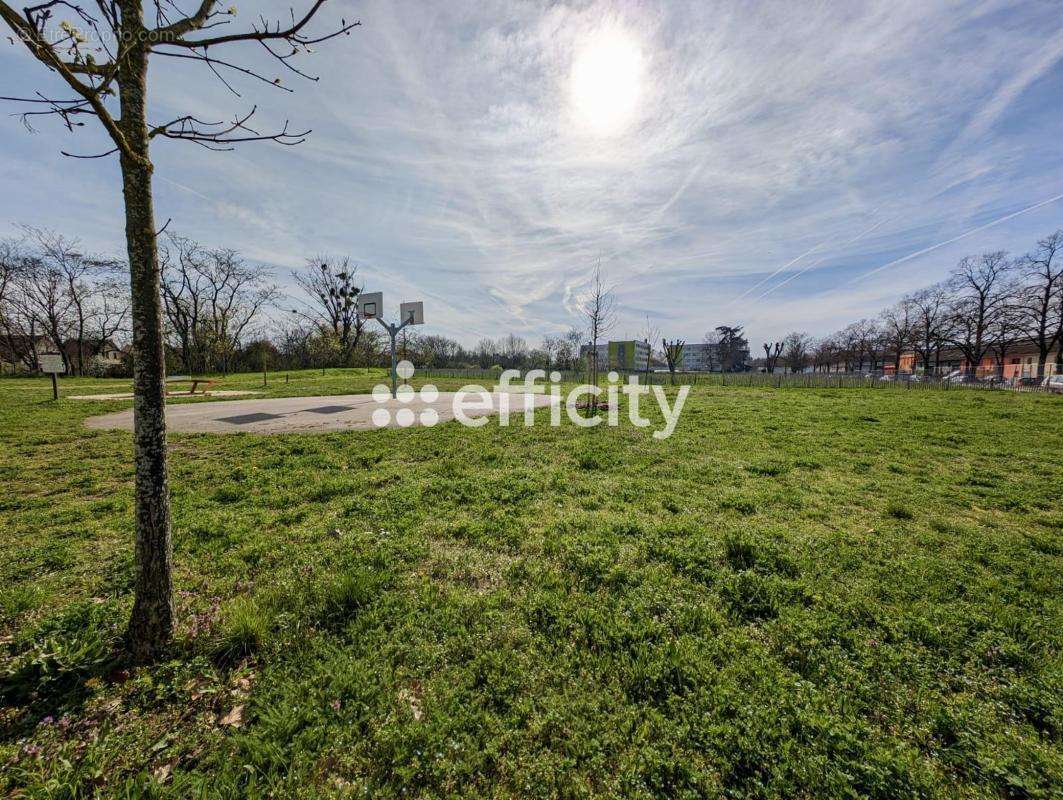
[377,315,414,399]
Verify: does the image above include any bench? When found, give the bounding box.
[165,377,218,396]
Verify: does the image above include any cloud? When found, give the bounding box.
[1,0,1062,346]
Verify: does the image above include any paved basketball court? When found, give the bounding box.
[84,391,558,434]
[70,390,259,401]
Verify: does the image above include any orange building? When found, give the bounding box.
[888,342,1060,379]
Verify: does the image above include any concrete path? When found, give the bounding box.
[84,391,558,434]
[70,390,259,401]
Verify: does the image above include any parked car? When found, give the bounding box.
[1042,374,1063,394]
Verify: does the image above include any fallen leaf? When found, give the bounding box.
[153,762,174,784]
[219,704,245,727]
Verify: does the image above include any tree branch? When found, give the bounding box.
[149,105,308,149]
[0,0,140,163]
[152,0,217,39]
[161,0,358,48]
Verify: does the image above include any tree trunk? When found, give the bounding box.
[118,20,174,663]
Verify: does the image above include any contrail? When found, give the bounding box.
[728,238,832,304]
[156,174,214,203]
[841,191,1063,288]
[755,216,888,300]
[729,205,883,304]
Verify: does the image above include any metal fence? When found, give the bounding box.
[418,367,1060,393]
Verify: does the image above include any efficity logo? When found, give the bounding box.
[370,361,441,428]
[372,362,690,440]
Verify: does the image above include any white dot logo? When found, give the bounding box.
[370,361,440,428]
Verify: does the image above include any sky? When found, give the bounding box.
[2,0,1062,348]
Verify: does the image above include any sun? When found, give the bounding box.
[569,28,644,137]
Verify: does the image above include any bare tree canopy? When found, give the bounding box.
[781,331,812,374]
[880,298,916,373]
[579,263,616,405]
[944,251,1014,378]
[761,341,782,374]
[662,338,685,383]
[0,229,128,375]
[290,257,368,366]
[160,235,278,374]
[1015,231,1063,377]
[907,284,953,374]
[807,230,1061,380]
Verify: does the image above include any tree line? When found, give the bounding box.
[0,227,128,375]
[1,230,594,376]
[759,230,1063,378]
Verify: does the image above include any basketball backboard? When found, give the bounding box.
[400,301,424,326]
[357,291,383,319]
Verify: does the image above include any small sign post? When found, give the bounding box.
[39,352,64,400]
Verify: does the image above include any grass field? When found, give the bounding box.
[1,369,1061,798]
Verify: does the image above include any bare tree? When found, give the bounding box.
[21,227,125,374]
[0,240,40,371]
[199,249,278,374]
[580,263,616,401]
[161,237,277,373]
[662,338,685,384]
[562,328,582,370]
[811,336,839,372]
[908,285,952,375]
[986,292,1026,380]
[703,328,722,372]
[880,297,916,373]
[160,235,206,372]
[16,248,74,373]
[762,341,782,374]
[781,331,812,374]
[1015,231,1063,378]
[1055,284,1063,375]
[541,334,560,368]
[501,333,529,367]
[945,252,1013,379]
[291,257,365,367]
[638,314,660,376]
[0,0,358,661]
[474,338,496,369]
[88,279,130,360]
[278,320,315,369]
[848,319,884,372]
[832,325,859,372]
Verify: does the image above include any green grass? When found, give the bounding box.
[1,369,1061,798]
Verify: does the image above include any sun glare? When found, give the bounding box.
[569,28,644,137]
